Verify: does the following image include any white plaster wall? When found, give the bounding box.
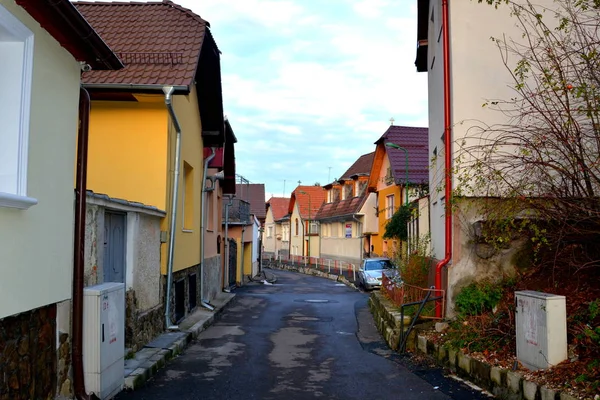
[251,215,260,276]
[263,208,276,254]
[0,1,81,319]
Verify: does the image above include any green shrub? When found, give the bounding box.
[455,280,503,316]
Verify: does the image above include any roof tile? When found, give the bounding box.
[74,0,208,87]
[266,197,290,221]
[378,126,429,184]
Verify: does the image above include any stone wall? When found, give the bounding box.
[203,255,222,302]
[0,305,56,400]
[125,290,164,352]
[164,266,201,324]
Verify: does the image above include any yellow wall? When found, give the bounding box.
[160,87,205,274]
[87,97,168,210]
[371,154,402,257]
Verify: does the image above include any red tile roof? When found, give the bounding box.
[236,184,266,220]
[266,197,290,221]
[378,126,429,185]
[290,186,326,220]
[74,1,209,87]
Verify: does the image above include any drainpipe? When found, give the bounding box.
[72,87,99,400]
[163,86,182,330]
[352,214,363,266]
[200,148,217,310]
[223,195,233,291]
[240,225,246,284]
[435,0,453,318]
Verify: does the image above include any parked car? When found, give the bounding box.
[357,257,398,290]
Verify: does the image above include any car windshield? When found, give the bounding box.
[364,260,393,271]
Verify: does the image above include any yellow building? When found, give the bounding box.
[368,126,429,258]
[77,1,234,326]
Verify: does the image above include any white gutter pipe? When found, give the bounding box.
[201,147,217,310]
[163,85,182,330]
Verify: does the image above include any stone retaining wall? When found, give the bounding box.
[369,291,581,400]
[125,290,164,352]
[0,304,56,400]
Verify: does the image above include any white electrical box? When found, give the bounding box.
[83,282,125,399]
[515,290,567,370]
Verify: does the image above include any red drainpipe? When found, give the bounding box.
[435,0,453,318]
[72,87,100,400]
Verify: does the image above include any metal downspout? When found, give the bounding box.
[72,87,99,400]
[240,225,246,284]
[201,148,217,309]
[163,86,182,330]
[223,195,233,291]
[435,0,453,318]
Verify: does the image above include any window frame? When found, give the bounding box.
[0,5,36,210]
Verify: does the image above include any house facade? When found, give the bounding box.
[415,0,551,314]
[288,186,326,258]
[317,153,377,265]
[76,1,230,332]
[0,0,122,398]
[263,197,290,259]
[368,125,428,258]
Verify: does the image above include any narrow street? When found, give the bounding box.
[116,270,490,400]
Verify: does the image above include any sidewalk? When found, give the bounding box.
[123,292,236,391]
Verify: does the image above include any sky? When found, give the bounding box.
[94,0,428,199]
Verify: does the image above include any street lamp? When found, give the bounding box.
[385,142,409,205]
[298,190,312,258]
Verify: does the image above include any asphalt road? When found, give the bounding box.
[116,269,492,400]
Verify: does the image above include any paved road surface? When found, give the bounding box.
[116,269,491,400]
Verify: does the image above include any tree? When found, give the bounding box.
[457,0,600,270]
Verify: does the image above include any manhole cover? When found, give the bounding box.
[282,316,333,322]
[294,299,338,303]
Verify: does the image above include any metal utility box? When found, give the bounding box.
[515,290,567,370]
[83,282,125,399]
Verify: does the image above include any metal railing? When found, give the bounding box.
[263,254,359,283]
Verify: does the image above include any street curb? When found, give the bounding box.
[123,294,236,391]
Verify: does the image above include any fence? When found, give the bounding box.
[263,254,359,283]
[381,272,446,319]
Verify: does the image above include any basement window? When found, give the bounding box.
[0,5,36,209]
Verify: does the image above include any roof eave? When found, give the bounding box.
[16,0,123,71]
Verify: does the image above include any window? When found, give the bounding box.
[344,184,352,200]
[282,224,289,240]
[182,161,194,230]
[386,194,395,219]
[354,181,359,197]
[0,5,35,209]
[267,226,273,238]
[295,218,299,236]
[309,221,319,235]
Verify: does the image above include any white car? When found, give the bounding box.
[357,257,397,290]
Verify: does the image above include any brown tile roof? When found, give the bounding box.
[266,197,290,221]
[15,0,122,70]
[315,196,367,221]
[378,126,429,185]
[236,184,266,220]
[340,152,374,180]
[290,186,326,220]
[74,1,209,87]
[317,152,374,220]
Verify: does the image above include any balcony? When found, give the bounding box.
[224,199,250,224]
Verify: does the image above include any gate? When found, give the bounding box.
[228,239,237,287]
[104,211,126,283]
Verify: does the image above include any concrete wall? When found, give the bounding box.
[0,0,81,319]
